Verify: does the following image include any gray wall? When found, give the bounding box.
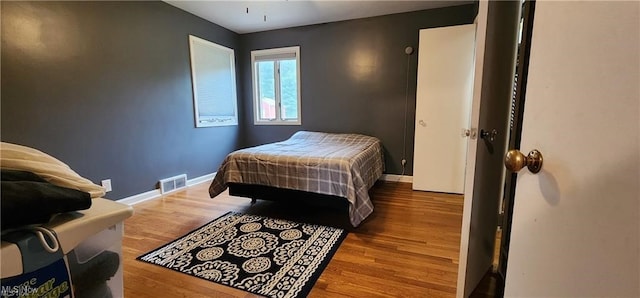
[1,2,477,201]
[1,1,241,200]
[238,4,477,174]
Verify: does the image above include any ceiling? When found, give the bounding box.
[165,1,473,34]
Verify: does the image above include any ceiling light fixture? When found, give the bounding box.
[245,6,267,23]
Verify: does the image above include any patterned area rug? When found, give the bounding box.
[137,212,347,298]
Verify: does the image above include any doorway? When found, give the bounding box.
[469,1,536,297]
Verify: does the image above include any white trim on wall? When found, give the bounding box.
[117,172,217,206]
[380,174,413,183]
[116,189,161,206]
[187,172,216,186]
[117,172,413,206]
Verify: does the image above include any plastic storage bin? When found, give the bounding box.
[67,223,124,298]
[1,199,133,298]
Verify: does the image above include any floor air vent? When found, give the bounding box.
[159,174,187,194]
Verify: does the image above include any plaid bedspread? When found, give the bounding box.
[208,131,384,227]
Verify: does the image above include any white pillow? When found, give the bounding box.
[1,142,106,198]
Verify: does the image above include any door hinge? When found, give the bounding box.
[463,128,478,139]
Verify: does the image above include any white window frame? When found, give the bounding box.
[251,46,301,125]
[189,35,238,127]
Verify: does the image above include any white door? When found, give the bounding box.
[504,2,639,296]
[413,24,475,194]
[456,1,521,296]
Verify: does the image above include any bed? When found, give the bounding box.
[208,131,385,227]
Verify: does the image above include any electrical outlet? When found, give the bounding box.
[101,179,112,192]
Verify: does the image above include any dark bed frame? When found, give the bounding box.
[228,183,349,209]
[227,183,358,229]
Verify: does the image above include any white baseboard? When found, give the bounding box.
[117,172,216,206]
[380,174,413,183]
[187,172,216,186]
[117,189,161,206]
[118,172,408,206]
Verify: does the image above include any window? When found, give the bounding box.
[189,35,238,127]
[251,46,301,125]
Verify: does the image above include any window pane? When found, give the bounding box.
[251,46,301,125]
[279,59,298,120]
[257,61,276,120]
[190,36,238,127]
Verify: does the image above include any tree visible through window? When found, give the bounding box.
[252,47,301,125]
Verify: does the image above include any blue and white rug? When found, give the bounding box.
[137,212,347,298]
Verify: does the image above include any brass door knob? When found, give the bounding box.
[504,149,543,173]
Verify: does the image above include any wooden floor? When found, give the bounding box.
[122,181,464,297]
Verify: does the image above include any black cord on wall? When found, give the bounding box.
[401,46,414,176]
